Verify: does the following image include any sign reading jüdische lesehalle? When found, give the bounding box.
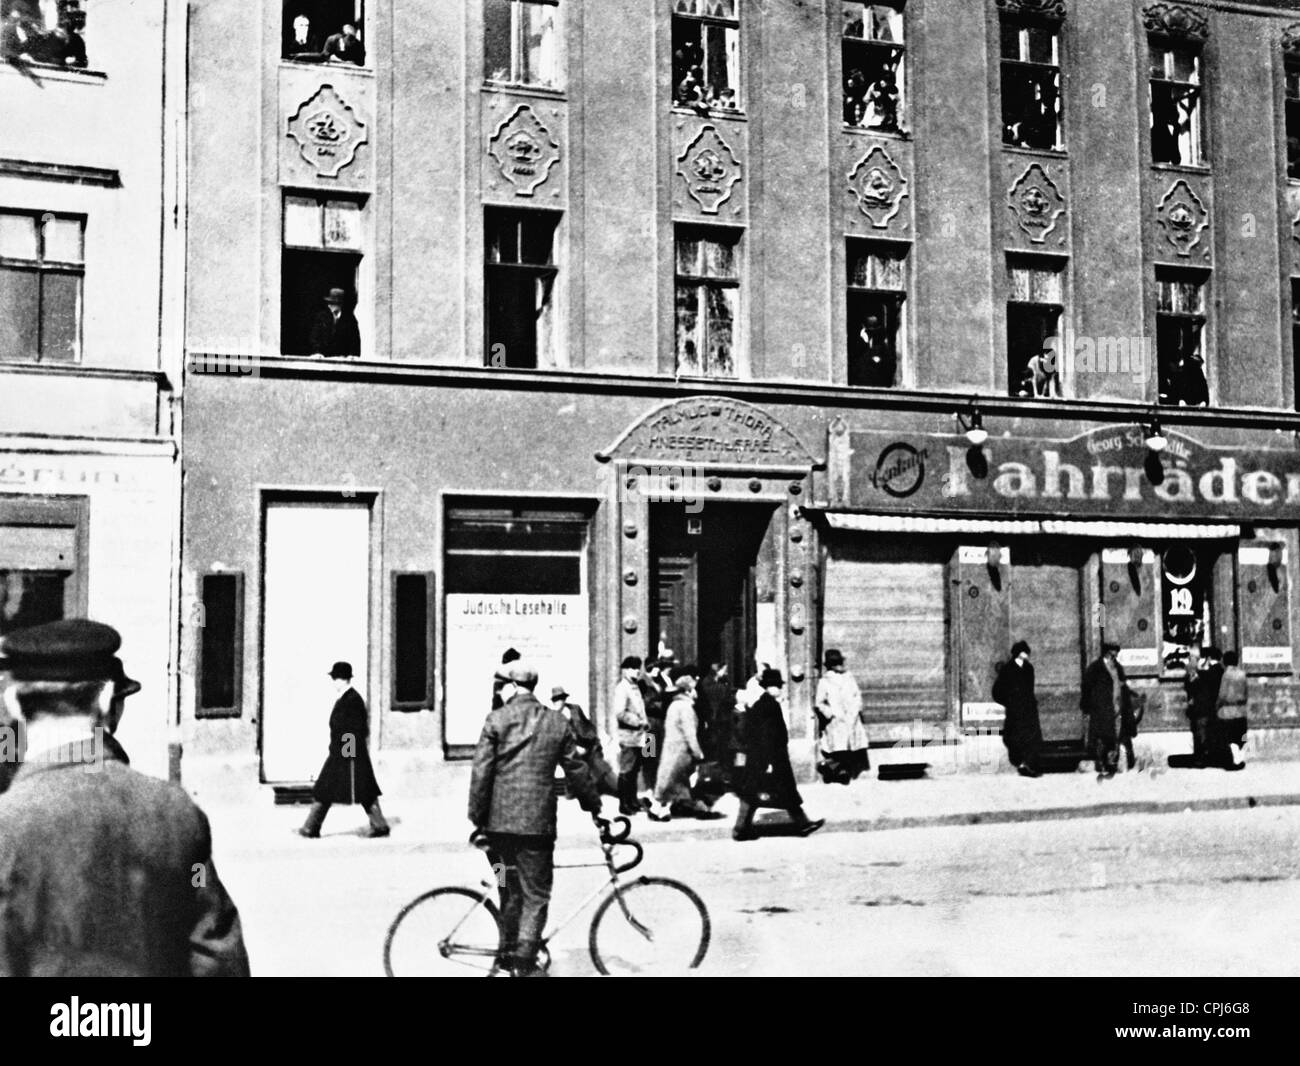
[841,425,1300,521]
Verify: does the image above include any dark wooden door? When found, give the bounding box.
[653,553,698,663]
[1012,549,1085,742]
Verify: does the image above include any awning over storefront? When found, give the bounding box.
[820,513,1241,539]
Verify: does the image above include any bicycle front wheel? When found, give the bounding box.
[383,887,502,977]
[589,877,711,976]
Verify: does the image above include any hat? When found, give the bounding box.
[504,661,538,687]
[501,647,521,665]
[673,674,695,693]
[324,287,347,305]
[328,661,353,680]
[620,655,642,670]
[0,619,122,683]
[112,658,141,698]
[759,667,785,689]
[1102,642,1122,655]
[824,648,845,668]
[549,684,569,702]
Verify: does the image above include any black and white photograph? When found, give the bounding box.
[1,0,1297,1038]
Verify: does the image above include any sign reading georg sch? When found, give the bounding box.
[845,425,1300,520]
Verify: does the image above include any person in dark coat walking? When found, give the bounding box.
[469,661,602,976]
[550,684,617,797]
[1184,646,1223,768]
[1082,642,1127,778]
[299,661,390,837]
[992,640,1042,777]
[0,620,249,976]
[732,668,824,841]
[308,287,362,357]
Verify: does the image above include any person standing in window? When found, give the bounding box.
[324,21,364,65]
[287,14,323,60]
[993,641,1042,778]
[308,287,361,358]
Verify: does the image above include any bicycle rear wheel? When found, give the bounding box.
[383,887,503,977]
[589,877,711,976]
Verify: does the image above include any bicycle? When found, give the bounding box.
[382,815,711,976]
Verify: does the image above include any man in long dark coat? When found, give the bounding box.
[1184,646,1223,768]
[1082,641,1126,778]
[732,668,823,841]
[299,661,390,837]
[993,640,1042,777]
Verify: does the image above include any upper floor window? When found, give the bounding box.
[485,207,560,369]
[842,2,904,132]
[281,195,364,357]
[1287,61,1300,180]
[0,210,83,363]
[283,2,366,66]
[485,0,560,89]
[672,0,739,113]
[675,225,739,377]
[1292,279,1300,411]
[1007,256,1064,398]
[1,0,86,70]
[1156,268,1208,407]
[1149,41,1202,165]
[1000,18,1061,150]
[847,239,907,388]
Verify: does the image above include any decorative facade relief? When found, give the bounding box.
[675,125,743,215]
[1007,163,1066,245]
[285,84,368,179]
[995,0,1066,20]
[1282,23,1300,58]
[1155,178,1210,259]
[487,104,562,197]
[1141,3,1209,42]
[847,145,909,229]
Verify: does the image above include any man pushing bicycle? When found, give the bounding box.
[468,660,604,977]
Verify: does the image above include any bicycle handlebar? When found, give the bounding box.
[596,814,632,844]
[595,815,643,874]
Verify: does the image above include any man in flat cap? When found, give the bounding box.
[299,661,390,838]
[307,286,361,358]
[0,619,250,976]
[469,660,603,976]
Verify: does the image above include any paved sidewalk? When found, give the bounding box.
[204,752,1300,857]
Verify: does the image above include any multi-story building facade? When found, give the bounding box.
[183,0,1300,796]
[1,0,185,779]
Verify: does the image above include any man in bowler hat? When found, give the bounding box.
[0,619,250,976]
[299,661,390,838]
[308,286,361,358]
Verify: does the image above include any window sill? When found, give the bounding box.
[279,59,374,77]
[1150,161,1211,176]
[1001,144,1067,160]
[673,105,747,123]
[842,124,909,141]
[0,62,106,84]
[482,82,566,101]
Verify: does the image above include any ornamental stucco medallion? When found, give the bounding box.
[1156,179,1209,259]
[1007,163,1066,245]
[675,125,742,214]
[488,104,561,197]
[847,145,908,229]
[286,84,369,178]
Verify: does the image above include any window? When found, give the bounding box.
[485,208,559,369]
[842,2,904,132]
[847,240,906,387]
[484,0,560,89]
[1293,279,1300,411]
[672,0,740,112]
[392,572,435,709]
[1287,61,1300,181]
[0,210,83,363]
[675,226,739,377]
[0,498,84,638]
[1149,41,1202,165]
[1006,257,1064,398]
[0,0,87,69]
[1156,268,1208,406]
[1000,18,1061,150]
[283,1,365,65]
[281,195,364,357]
[197,572,243,718]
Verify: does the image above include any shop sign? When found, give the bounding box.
[844,426,1300,520]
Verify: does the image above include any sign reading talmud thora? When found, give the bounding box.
[444,594,588,747]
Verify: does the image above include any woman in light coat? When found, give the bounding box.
[814,649,870,783]
[649,668,709,820]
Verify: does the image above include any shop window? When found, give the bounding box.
[1156,268,1208,407]
[1159,544,1211,673]
[846,239,906,387]
[485,207,559,369]
[392,572,435,709]
[281,195,364,357]
[675,225,740,378]
[841,2,904,132]
[672,0,740,112]
[1006,256,1064,398]
[1000,17,1061,150]
[0,500,84,636]
[1149,40,1202,165]
[1287,60,1300,180]
[1100,548,1160,676]
[485,0,560,89]
[1,0,87,70]
[1237,540,1293,673]
[0,210,83,363]
[197,572,243,719]
[283,1,365,65]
